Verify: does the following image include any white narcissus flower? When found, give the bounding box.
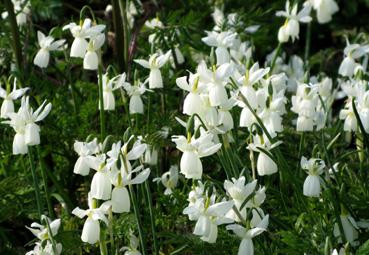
[73,138,99,176]
[134,51,171,89]
[106,165,150,213]
[2,0,31,26]
[176,73,205,115]
[0,79,29,118]
[3,96,52,154]
[333,214,359,246]
[83,34,105,70]
[197,61,233,107]
[224,177,257,222]
[248,141,281,176]
[99,72,129,110]
[88,154,112,200]
[34,31,65,68]
[154,165,179,195]
[276,1,312,43]
[121,233,142,255]
[123,80,149,114]
[301,156,325,197]
[144,17,163,29]
[120,136,147,175]
[305,0,339,24]
[63,19,106,58]
[171,132,222,179]
[183,192,234,243]
[72,193,109,244]
[26,215,63,255]
[226,215,269,255]
[338,41,369,77]
[201,30,237,65]
[238,62,270,110]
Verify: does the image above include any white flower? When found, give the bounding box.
[34,31,65,68]
[106,165,150,213]
[176,73,205,115]
[134,51,171,89]
[72,193,109,244]
[123,80,149,114]
[3,96,51,154]
[276,1,312,43]
[83,34,105,70]
[224,177,257,221]
[100,72,128,110]
[121,233,142,255]
[301,156,325,197]
[183,192,234,243]
[237,62,270,110]
[172,132,222,179]
[145,18,163,29]
[226,215,269,255]
[197,61,233,107]
[63,19,106,58]
[73,138,99,176]
[154,165,179,195]
[0,79,28,118]
[248,141,281,176]
[305,0,339,24]
[338,41,369,77]
[333,214,359,246]
[26,215,62,255]
[202,30,237,65]
[2,0,31,26]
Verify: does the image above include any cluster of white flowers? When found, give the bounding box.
[72,136,150,245]
[1,0,31,26]
[25,216,62,255]
[183,177,269,255]
[63,18,106,70]
[276,0,339,43]
[2,91,51,155]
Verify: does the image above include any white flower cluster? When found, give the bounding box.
[183,178,269,255]
[63,18,106,70]
[72,136,150,245]
[1,85,51,154]
[25,216,62,255]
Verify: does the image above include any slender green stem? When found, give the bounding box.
[270,42,282,74]
[119,0,129,71]
[99,227,108,255]
[304,22,312,65]
[28,147,43,219]
[43,216,58,254]
[145,181,158,255]
[98,64,106,139]
[129,185,147,255]
[4,0,23,73]
[108,208,116,255]
[37,146,54,218]
[111,0,125,72]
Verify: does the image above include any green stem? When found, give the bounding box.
[43,216,58,254]
[145,181,158,255]
[119,0,129,71]
[4,0,23,73]
[270,42,282,75]
[98,64,106,140]
[108,208,116,255]
[99,227,108,255]
[111,0,125,72]
[129,185,147,255]
[304,22,312,65]
[28,147,43,219]
[37,146,54,218]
